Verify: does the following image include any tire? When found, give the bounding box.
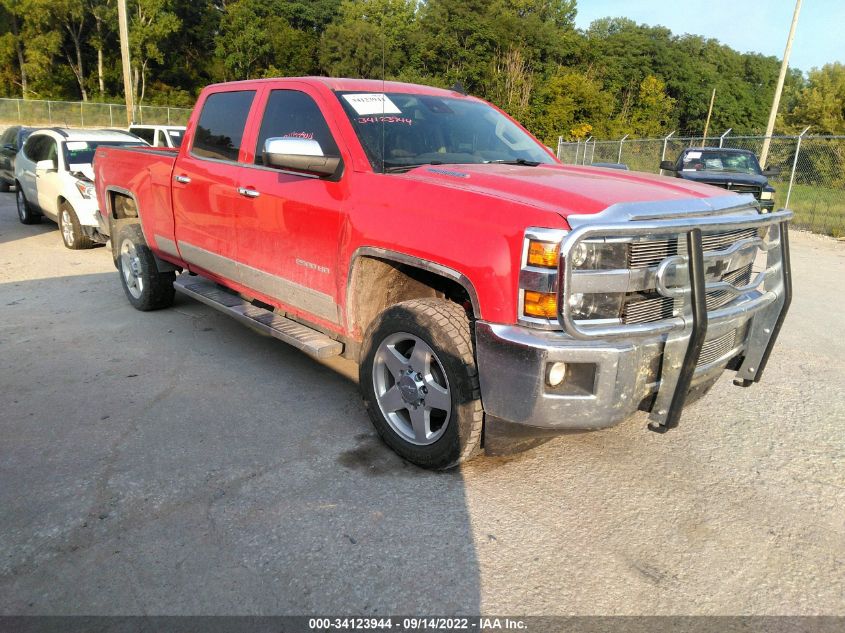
[15,186,41,224]
[360,298,483,470]
[58,201,94,250]
[116,223,175,311]
[0,179,9,193]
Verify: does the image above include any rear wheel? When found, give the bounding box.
[16,187,41,224]
[360,298,483,470]
[0,179,9,193]
[58,201,94,250]
[117,223,175,311]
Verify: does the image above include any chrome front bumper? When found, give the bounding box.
[477,197,793,433]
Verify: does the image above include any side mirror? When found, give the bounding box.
[659,160,675,171]
[263,137,340,177]
[35,159,56,173]
[763,166,781,177]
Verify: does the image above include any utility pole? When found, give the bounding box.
[702,88,716,145]
[760,0,803,167]
[117,0,134,127]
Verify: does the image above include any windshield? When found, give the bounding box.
[63,140,145,167]
[336,91,554,172]
[680,150,762,175]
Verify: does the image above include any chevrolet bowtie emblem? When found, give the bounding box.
[706,260,730,278]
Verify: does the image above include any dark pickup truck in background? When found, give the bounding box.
[661,147,778,212]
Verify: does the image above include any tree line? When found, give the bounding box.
[1,0,842,143]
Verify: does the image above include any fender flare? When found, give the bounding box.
[346,246,482,325]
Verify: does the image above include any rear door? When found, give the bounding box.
[232,86,348,328]
[171,89,257,277]
[18,134,43,203]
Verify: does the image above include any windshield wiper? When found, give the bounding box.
[383,161,443,174]
[485,158,542,167]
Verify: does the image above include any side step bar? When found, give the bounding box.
[174,275,343,359]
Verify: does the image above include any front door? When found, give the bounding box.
[234,87,348,329]
[36,136,62,218]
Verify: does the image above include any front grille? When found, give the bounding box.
[623,295,674,324]
[710,182,763,197]
[707,263,753,311]
[697,324,748,367]
[622,262,754,325]
[628,228,758,269]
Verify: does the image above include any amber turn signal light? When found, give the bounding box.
[527,240,560,268]
[524,291,558,318]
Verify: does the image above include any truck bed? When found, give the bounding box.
[94,145,178,256]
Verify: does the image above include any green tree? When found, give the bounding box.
[785,63,845,135]
[129,0,181,104]
[318,0,419,79]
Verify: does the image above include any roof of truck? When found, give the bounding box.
[205,76,467,98]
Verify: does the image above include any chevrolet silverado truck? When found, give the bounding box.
[94,78,792,469]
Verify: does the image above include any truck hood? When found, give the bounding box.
[399,163,734,219]
[676,171,768,187]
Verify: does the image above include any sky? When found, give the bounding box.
[574,0,843,73]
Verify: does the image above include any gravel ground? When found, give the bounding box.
[0,191,843,615]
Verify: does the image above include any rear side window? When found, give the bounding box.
[254,90,339,165]
[192,90,256,162]
[130,127,155,144]
[23,135,48,161]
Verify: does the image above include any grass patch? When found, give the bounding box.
[771,182,845,237]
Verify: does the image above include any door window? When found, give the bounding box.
[45,139,58,164]
[130,127,155,144]
[192,90,256,162]
[254,90,339,165]
[23,135,49,161]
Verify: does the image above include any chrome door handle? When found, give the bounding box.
[237,187,260,198]
[174,175,191,184]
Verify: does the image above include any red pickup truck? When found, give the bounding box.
[94,77,792,469]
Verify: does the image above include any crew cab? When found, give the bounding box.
[94,78,792,469]
[660,147,778,211]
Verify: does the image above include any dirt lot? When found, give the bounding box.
[0,191,843,615]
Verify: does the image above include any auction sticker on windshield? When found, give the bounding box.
[342,93,401,115]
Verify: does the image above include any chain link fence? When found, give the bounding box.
[557,132,845,237]
[0,97,192,128]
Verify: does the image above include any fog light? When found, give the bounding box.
[547,362,567,387]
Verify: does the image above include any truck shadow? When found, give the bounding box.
[0,272,482,614]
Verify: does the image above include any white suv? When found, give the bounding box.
[128,124,185,148]
[15,128,144,249]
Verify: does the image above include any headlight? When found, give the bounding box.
[74,179,96,199]
[569,241,627,270]
[760,191,773,200]
[568,292,625,320]
[523,290,625,320]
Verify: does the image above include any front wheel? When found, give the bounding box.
[58,201,94,250]
[360,298,483,470]
[116,224,175,311]
[16,187,41,224]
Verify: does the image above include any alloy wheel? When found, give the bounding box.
[120,239,144,299]
[372,332,452,446]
